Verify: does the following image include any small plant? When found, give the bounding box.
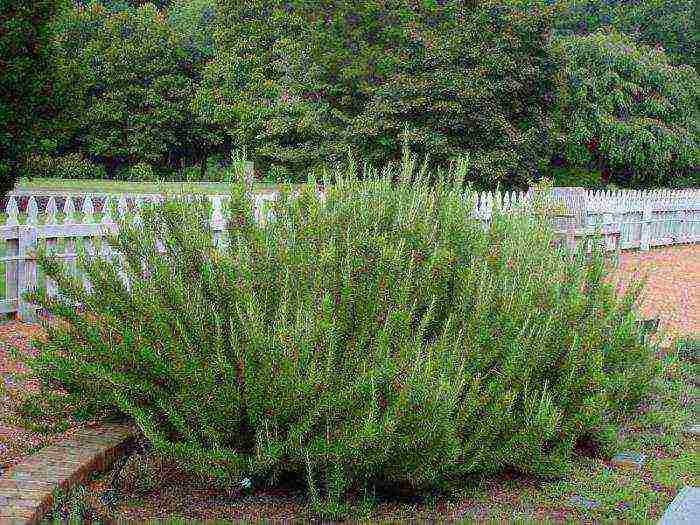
[674,336,699,363]
[113,451,178,495]
[127,162,155,182]
[16,153,657,514]
[41,485,98,524]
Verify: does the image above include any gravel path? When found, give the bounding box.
[617,244,699,342]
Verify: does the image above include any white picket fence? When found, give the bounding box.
[0,188,698,320]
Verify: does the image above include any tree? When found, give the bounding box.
[0,0,67,195]
[209,0,561,188]
[553,30,700,188]
[554,0,697,70]
[168,0,216,61]
[197,0,296,178]
[52,2,225,178]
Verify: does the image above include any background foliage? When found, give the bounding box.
[206,0,560,189]
[552,31,699,188]
[42,1,225,181]
[553,0,697,71]
[0,0,68,197]
[8,0,700,188]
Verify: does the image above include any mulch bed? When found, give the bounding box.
[0,321,86,473]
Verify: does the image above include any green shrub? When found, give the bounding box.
[547,167,605,188]
[22,153,105,179]
[674,336,699,363]
[16,155,656,512]
[57,153,104,179]
[127,162,155,181]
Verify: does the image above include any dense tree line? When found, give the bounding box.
[3,0,698,193]
[0,0,69,196]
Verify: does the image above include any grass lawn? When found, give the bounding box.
[14,178,294,195]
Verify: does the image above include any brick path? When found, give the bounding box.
[616,245,699,342]
[0,425,133,523]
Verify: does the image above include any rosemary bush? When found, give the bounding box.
[15,156,656,510]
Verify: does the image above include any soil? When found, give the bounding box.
[0,322,85,472]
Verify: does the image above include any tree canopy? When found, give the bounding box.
[0,0,67,197]
[553,30,699,188]
[7,0,699,189]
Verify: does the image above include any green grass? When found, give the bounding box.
[15,177,295,195]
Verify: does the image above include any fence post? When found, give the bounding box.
[639,201,653,251]
[18,226,38,321]
[566,222,576,253]
[5,230,19,316]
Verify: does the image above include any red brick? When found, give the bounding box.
[0,487,48,499]
[0,424,134,524]
[0,518,30,525]
[0,479,54,491]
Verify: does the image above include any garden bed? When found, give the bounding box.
[40,341,699,522]
[2,244,698,521]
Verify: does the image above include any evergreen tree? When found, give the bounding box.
[209,0,561,188]
[0,0,67,194]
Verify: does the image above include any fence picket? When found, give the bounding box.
[27,197,39,225]
[5,197,19,226]
[45,237,58,299]
[18,226,37,320]
[117,196,128,221]
[0,188,697,318]
[46,198,58,225]
[82,196,95,223]
[63,197,76,225]
[102,196,114,225]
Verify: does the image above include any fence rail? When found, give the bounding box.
[0,188,698,320]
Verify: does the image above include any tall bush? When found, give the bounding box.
[14,156,656,512]
[553,31,700,188]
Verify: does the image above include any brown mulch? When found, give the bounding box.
[1,245,698,475]
[0,321,84,472]
[616,244,699,343]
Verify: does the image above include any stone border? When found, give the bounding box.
[0,424,135,524]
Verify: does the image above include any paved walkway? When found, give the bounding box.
[616,244,699,341]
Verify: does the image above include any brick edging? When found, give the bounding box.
[0,424,135,524]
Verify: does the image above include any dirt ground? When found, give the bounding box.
[616,244,699,342]
[0,323,83,472]
[1,244,698,472]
